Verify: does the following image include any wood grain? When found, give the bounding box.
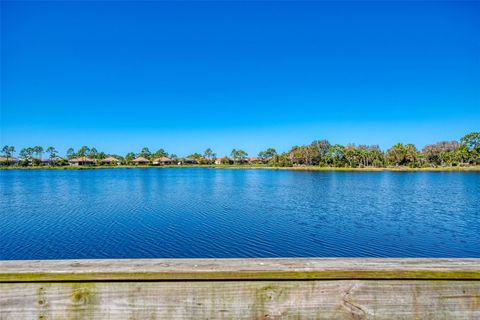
[1,258,479,282]
[1,280,479,319]
[1,259,479,319]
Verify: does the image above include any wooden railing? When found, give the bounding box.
[1,258,479,319]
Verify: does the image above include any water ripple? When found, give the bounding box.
[1,169,479,259]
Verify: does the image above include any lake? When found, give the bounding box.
[1,168,479,259]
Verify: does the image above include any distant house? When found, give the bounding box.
[29,158,51,166]
[198,157,213,164]
[181,158,198,165]
[0,157,18,166]
[248,157,266,164]
[101,156,121,165]
[48,157,66,165]
[152,156,173,165]
[248,157,271,164]
[214,157,233,165]
[69,157,95,166]
[132,157,150,165]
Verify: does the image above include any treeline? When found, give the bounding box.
[1,132,479,167]
[273,132,479,167]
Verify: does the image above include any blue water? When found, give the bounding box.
[1,168,479,259]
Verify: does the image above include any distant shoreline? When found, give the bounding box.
[1,165,480,172]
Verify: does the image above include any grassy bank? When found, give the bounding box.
[1,165,480,172]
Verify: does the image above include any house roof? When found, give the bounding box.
[153,156,172,162]
[101,156,120,162]
[69,157,95,162]
[0,157,18,162]
[132,157,149,162]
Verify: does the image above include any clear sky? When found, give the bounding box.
[1,1,479,157]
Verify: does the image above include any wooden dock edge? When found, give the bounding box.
[1,258,479,319]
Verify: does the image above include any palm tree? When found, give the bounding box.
[328,144,346,167]
[77,146,90,157]
[231,149,248,164]
[33,146,44,160]
[386,143,406,166]
[46,146,58,165]
[66,148,75,159]
[89,147,98,161]
[139,147,152,159]
[1,145,15,165]
[125,152,136,164]
[154,148,168,158]
[19,148,28,160]
[203,148,215,163]
[456,144,470,165]
[404,144,419,167]
[344,145,359,167]
[21,147,34,160]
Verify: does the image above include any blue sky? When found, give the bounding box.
[1,1,479,157]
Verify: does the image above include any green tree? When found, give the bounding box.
[77,146,90,157]
[386,143,406,166]
[288,145,316,166]
[271,152,291,167]
[125,152,136,164]
[460,132,480,164]
[231,149,248,164]
[153,148,168,158]
[344,144,360,167]
[356,145,368,167]
[203,148,216,162]
[31,158,41,166]
[422,141,459,166]
[460,132,480,152]
[310,140,331,165]
[187,153,202,160]
[18,148,31,166]
[230,149,237,163]
[258,151,266,160]
[33,146,44,160]
[46,146,58,165]
[66,148,75,159]
[365,145,384,167]
[328,144,346,167]
[19,148,32,160]
[404,144,419,167]
[258,148,277,161]
[89,147,98,160]
[385,143,418,167]
[139,147,152,159]
[1,145,15,165]
[455,144,470,165]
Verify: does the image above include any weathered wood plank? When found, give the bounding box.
[1,258,480,282]
[1,280,479,319]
